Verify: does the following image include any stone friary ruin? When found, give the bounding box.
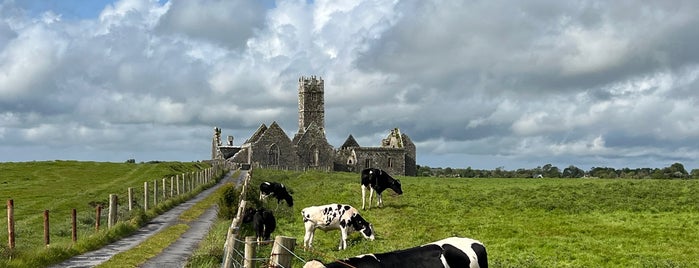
[211,75,416,176]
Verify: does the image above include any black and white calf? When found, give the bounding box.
[301,204,375,250]
[304,237,488,268]
[361,168,403,210]
[242,207,276,242]
[259,181,294,207]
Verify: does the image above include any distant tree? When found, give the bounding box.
[542,164,561,178]
[562,165,585,178]
[492,166,506,178]
[125,159,136,163]
[461,167,475,178]
[589,167,618,178]
[691,169,699,179]
[513,168,531,178]
[662,162,688,179]
[417,165,432,177]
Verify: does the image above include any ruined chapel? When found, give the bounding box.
[211,75,416,176]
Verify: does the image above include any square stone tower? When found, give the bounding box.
[297,75,325,134]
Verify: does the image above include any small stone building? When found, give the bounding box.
[213,75,416,176]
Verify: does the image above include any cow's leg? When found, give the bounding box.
[377,193,383,207]
[339,227,348,250]
[361,185,368,210]
[303,222,315,249]
[368,187,375,209]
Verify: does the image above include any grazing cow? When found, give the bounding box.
[301,204,375,250]
[259,181,294,207]
[361,168,403,210]
[303,237,488,268]
[242,207,276,242]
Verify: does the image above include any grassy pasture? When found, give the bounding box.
[237,169,699,267]
[0,160,210,267]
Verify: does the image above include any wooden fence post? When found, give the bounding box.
[162,178,167,199]
[176,175,180,195]
[183,173,187,192]
[108,194,118,228]
[144,181,149,211]
[269,236,296,268]
[222,200,247,268]
[7,199,14,249]
[71,208,77,242]
[244,236,257,268]
[128,187,133,211]
[153,180,158,206]
[44,210,50,246]
[95,205,102,231]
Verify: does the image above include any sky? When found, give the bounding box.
[1,0,698,171]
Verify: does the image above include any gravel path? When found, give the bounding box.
[50,170,244,268]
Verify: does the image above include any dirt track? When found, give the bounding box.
[50,170,244,268]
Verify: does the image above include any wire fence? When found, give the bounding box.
[3,161,228,251]
[221,167,354,268]
[225,235,310,268]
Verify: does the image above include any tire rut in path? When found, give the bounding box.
[50,170,244,268]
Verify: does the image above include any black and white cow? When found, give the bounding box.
[361,168,403,210]
[242,207,277,243]
[303,237,488,268]
[301,204,375,250]
[259,181,294,207]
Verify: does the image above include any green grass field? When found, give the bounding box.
[4,163,698,267]
[0,160,211,267]
[230,169,699,267]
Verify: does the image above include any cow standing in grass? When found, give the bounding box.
[304,236,488,268]
[259,181,294,207]
[243,207,276,243]
[301,204,375,250]
[361,168,403,210]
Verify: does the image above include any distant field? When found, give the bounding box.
[241,169,699,267]
[0,160,210,267]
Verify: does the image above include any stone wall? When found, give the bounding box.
[294,124,334,170]
[249,123,300,169]
[337,147,406,176]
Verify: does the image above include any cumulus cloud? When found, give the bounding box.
[0,0,698,170]
[155,0,266,49]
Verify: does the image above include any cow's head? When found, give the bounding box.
[350,214,375,241]
[390,178,403,195]
[242,207,256,223]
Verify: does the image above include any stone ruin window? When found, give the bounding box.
[308,145,319,166]
[364,159,372,169]
[268,144,279,165]
[388,158,393,168]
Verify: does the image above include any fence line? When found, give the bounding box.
[222,167,251,268]
[5,161,228,250]
[220,166,355,268]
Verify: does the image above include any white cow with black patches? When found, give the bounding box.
[301,204,375,250]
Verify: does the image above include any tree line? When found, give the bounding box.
[417,162,699,179]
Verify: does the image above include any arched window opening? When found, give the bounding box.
[268,144,279,165]
[308,145,319,166]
